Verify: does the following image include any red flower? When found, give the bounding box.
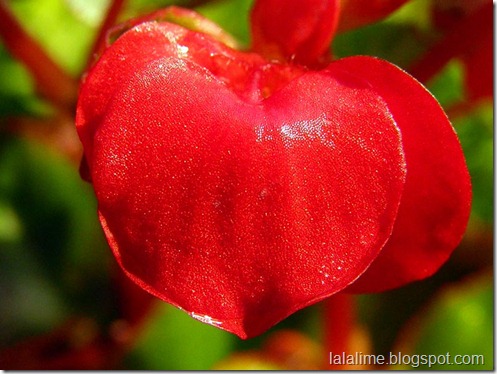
[76,1,471,338]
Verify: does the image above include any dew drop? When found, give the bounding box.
[190,312,223,326]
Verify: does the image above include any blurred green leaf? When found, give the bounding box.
[392,274,493,370]
[333,0,435,68]
[427,59,465,108]
[0,201,23,243]
[125,303,236,370]
[0,47,52,118]
[65,0,111,26]
[0,240,69,347]
[9,0,103,75]
[453,104,493,223]
[386,0,431,31]
[0,135,108,272]
[0,48,33,97]
[0,135,112,344]
[197,0,253,46]
[333,22,430,69]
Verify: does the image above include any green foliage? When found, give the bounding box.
[9,0,100,75]
[427,60,465,108]
[333,22,430,69]
[394,275,493,370]
[0,135,110,346]
[453,105,494,224]
[125,304,237,370]
[333,0,433,68]
[196,0,254,45]
[0,47,51,118]
[429,60,493,225]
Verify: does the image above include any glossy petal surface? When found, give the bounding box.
[76,22,406,338]
[335,56,472,292]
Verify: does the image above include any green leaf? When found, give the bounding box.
[333,22,430,69]
[385,0,431,31]
[196,0,254,46]
[0,240,69,345]
[0,47,52,118]
[125,303,236,370]
[453,104,493,223]
[0,201,23,244]
[0,135,112,344]
[427,59,465,108]
[9,0,103,75]
[392,274,493,370]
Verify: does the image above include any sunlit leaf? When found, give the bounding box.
[453,104,493,223]
[392,274,493,370]
[427,59,465,108]
[196,0,253,46]
[0,201,23,243]
[9,0,101,74]
[125,303,236,370]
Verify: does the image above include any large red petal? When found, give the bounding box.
[77,23,406,338]
[333,56,472,293]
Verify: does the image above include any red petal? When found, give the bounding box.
[333,56,472,292]
[77,22,406,338]
[250,0,340,66]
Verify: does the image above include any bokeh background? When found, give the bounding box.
[0,0,493,370]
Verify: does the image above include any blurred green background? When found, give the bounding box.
[0,0,492,370]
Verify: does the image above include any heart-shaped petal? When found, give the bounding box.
[335,57,472,293]
[76,22,406,338]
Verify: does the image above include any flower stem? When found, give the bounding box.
[0,0,77,110]
[324,293,355,370]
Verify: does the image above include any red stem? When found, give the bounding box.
[0,0,77,110]
[85,0,127,71]
[324,293,355,370]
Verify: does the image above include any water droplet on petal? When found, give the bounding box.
[190,312,223,326]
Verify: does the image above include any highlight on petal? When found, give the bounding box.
[250,0,340,66]
[333,56,472,293]
[76,22,407,338]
